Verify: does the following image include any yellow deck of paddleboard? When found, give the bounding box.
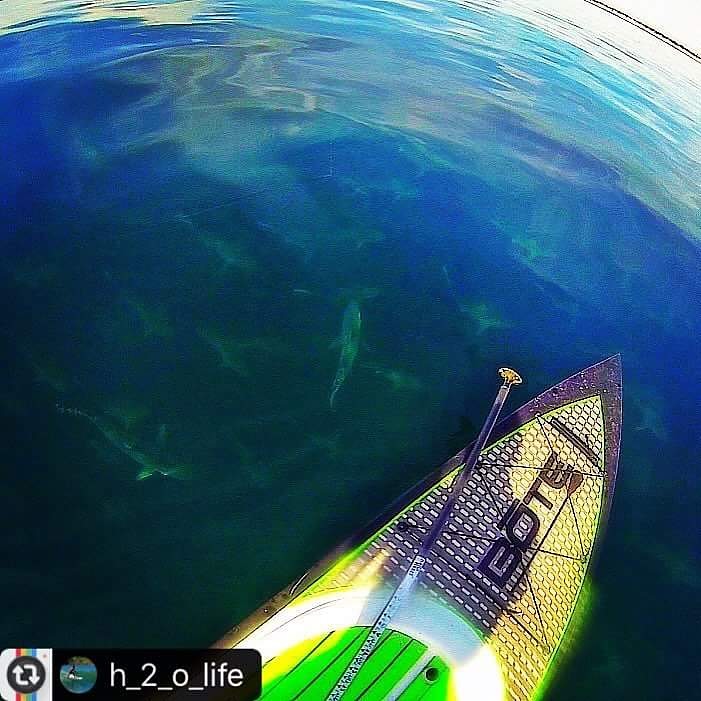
[219,357,622,701]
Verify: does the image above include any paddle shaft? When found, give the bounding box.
[418,378,514,556]
[326,369,521,701]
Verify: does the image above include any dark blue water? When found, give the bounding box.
[1,1,699,698]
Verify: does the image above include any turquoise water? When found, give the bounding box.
[1,1,699,698]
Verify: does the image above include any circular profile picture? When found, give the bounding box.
[59,656,97,694]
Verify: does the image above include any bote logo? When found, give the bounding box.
[477,451,584,587]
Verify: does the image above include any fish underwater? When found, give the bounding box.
[360,361,424,393]
[57,405,191,480]
[198,327,286,378]
[442,266,511,335]
[329,300,362,409]
[125,297,174,339]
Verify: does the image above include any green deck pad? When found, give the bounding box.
[261,626,440,700]
[261,626,369,700]
[396,656,452,701]
[342,632,428,701]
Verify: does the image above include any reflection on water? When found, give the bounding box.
[1,1,699,699]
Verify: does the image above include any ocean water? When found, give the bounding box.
[1,1,699,698]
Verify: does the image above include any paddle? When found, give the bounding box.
[326,368,523,701]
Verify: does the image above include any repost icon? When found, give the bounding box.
[0,649,52,700]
